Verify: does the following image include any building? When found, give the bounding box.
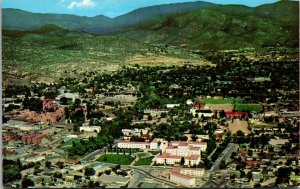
[150,138,168,150]
[226,111,248,119]
[42,98,58,111]
[171,141,207,152]
[167,104,180,109]
[117,138,168,150]
[22,133,47,145]
[155,153,201,166]
[117,141,149,149]
[268,139,289,146]
[25,155,45,163]
[170,172,195,187]
[171,167,205,177]
[79,126,101,133]
[65,158,80,165]
[121,128,149,138]
[190,108,214,118]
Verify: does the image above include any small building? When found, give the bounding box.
[226,111,248,119]
[79,126,101,133]
[65,158,80,165]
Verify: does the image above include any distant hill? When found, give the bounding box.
[122,0,299,50]
[2,1,213,34]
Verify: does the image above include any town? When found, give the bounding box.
[2,48,299,188]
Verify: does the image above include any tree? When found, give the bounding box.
[180,157,185,166]
[105,170,111,175]
[22,178,35,188]
[45,161,52,169]
[84,167,95,176]
[191,134,198,142]
[219,160,226,169]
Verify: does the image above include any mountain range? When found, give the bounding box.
[3,1,213,34]
[3,0,299,50]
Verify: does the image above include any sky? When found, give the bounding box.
[3,0,281,18]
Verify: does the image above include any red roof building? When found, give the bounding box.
[225,111,248,119]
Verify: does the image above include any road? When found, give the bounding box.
[80,148,181,188]
[121,165,183,188]
[210,143,238,172]
[201,143,238,188]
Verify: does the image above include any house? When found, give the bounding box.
[268,139,289,146]
[166,104,180,109]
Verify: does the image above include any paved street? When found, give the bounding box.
[201,143,238,188]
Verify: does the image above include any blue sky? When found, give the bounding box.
[3,0,280,18]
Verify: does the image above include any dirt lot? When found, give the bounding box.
[125,54,213,67]
[227,119,250,134]
[204,104,234,112]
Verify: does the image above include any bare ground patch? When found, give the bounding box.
[227,119,250,134]
[125,54,213,67]
[204,104,234,111]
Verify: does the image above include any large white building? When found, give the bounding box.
[117,141,149,149]
[117,138,168,150]
[156,153,201,166]
[171,141,207,152]
[155,141,207,166]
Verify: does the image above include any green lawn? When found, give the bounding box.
[148,151,160,155]
[235,104,261,112]
[60,138,79,149]
[198,98,243,104]
[137,153,147,158]
[134,156,154,166]
[98,154,134,165]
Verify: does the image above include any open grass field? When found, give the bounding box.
[198,98,243,104]
[235,104,261,112]
[97,154,134,165]
[227,119,250,134]
[134,156,154,166]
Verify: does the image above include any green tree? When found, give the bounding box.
[84,167,95,176]
[22,178,34,188]
[180,157,185,166]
